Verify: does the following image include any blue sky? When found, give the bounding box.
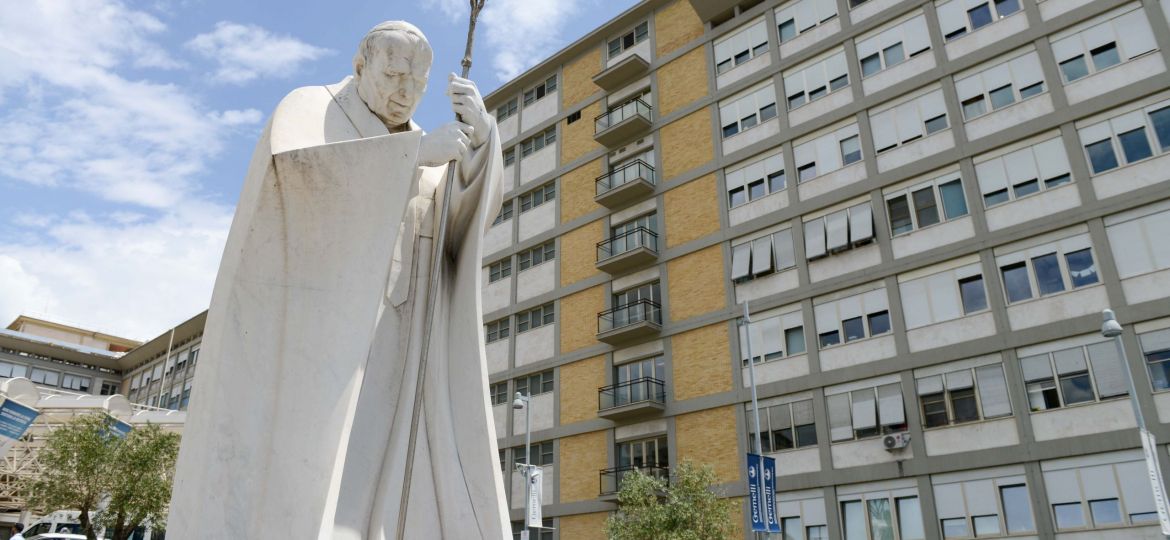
[0,0,638,340]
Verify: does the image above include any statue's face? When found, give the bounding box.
[357,31,430,128]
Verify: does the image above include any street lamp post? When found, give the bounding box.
[1101,309,1170,538]
[741,301,766,539]
[513,391,532,539]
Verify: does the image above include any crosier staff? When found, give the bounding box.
[396,1,488,538]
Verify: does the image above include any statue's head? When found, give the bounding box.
[353,21,433,129]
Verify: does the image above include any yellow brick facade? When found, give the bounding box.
[667,244,726,321]
[559,430,608,503]
[560,355,605,425]
[657,46,709,117]
[660,108,714,180]
[672,322,732,401]
[676,405,740,483]
[560,158,603,224]
[664,173,720,248]
[562,100,603,165]
[562,48,602,110]
[559,512,609,540]
[654,0,705,57]
[560,220,603,286]
[559,285,605,354]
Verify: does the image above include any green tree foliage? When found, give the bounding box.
[605,460,736,540]
[25,414,180,540]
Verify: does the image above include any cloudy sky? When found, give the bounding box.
[0,0,638,341]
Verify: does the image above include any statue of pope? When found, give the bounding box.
[169,21,511,539]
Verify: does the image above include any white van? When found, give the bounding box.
[21,511,162,540]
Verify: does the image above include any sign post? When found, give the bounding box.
[0,397,39,455]
[742,302,781,535]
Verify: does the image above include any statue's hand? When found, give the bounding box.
[418,121,472,167]
[448,73,492,148]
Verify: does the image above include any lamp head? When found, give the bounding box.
[512,391,526,409]
[1101,309,1123,338]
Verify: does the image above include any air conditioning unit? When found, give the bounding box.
[883,432,911,451]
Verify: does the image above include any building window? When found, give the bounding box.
[870,89,948,153]
[503,147,516,167]
[916,363,1011,428]
[815,288,888,349]
[794,123,862,183]
[515,370,554,397]
[974,136,1072,208]
[738,309,805,365]
[519,182,555,213]
[29,368,59,387]
[488,258,512,283]
[747,399,817,452]
[899,262,988,329]
[775,0,838,43]
[1078,100,1170,175]
[1043,451,1163,531]
[933,475,1035,537]
[885,175,967,236]
[784,50,849,110]
[1020,339,1129,411]
[493,200,514,226]
[608,21,648,59]
[997,242,1099,304]
[617,436,668,470]
[730,228,797,283]
[485,318,510,343]
[100,381,119,396]
[803,202,874,260]
[489,382,508,406]
[955,50,1046,121]
[714,19,769,74]
[840,493,924,540]
[1140,329,1170,391]
[522,75,557,106]
[516,303,555,333]
[512,440,554,465]
[495,98,517,121]
[518,241,555,271]
[856,14,931,78]
[826,381,906,441]
[0,361,27,378]
[937,0,1022,41]
[1050,6,1158,83]
[61,374,91,392]
[726,152,785,208]
[520,127,556,158]
[719,83,778,138]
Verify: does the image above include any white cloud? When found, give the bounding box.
[186,21,333,84]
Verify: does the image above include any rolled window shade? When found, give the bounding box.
[976,364,1012,417]
[1081,19,1116,51]
[1140,329,1170,354]
[954,74,983,102]
[752,236,774,275]
[878,383,905,426]
[1044,469,1081,504]
[919,90,947,123]
[774,229,796,269]
[827,393,854,441]
[760,316,783,357]
[770,404,793,430]
[1003,148,1039,186]
[1053,347,1088,375]
[871,109,898,151]
[933,483,966,519]
[1033,138,1071,181]
[725,168,746,191]
[792,399,814,425]
[805,218,827,259]
[826,52,848,81]
[732,243,752,280]
[1118,461,1157,515]
[964,479,998,516]
[944,369,973,390]
[1011,52,1045,89]
[903,16,931,55]
[1081,465,1119,500]
[935,1,966,37]
[975,158,1008,195]
[803,498,828,525]
[896,102,923,143]
[849,203,874,243]
[1050,35,1081,63]
[916,375,944,395]
[1115,9,1157,59]
[851,389,877,430]
[826,210,849,250]
[1020,354,1053,382]
[1087,341,1128,397]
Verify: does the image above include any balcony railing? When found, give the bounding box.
[598,299,662,335]
[599,377,666,411]
[595,97,652,132]
[599,465,671,496]
[597,227,658,263]
[596,160,656,198]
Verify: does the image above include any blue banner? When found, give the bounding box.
[0,398,38,442]
[104,415,132,439]
[747,453,764,532]
[762,456,780,532]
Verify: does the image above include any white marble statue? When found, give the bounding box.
[169,21,510,539]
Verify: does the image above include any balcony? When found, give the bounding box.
[594,98,653,147]
[592,54,650,92]
[598,377,666,420]
[595,160,656,208]
[597,299,662,345]
[599,465,670,498]
[596,227,658,274]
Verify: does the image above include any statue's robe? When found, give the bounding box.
[169,76,510,539]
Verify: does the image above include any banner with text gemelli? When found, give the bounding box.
[0,397,39,455]
[527,467,543,528]
[747,453,781,533]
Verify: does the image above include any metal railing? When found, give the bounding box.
[597,227,658,262]
[598,299,662,334]
[598,377,666,411]
[599,465,671,495]
[595,97,653,132]
[596,159,656,197]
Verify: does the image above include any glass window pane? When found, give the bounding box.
[1119,127,1154,163]
[883,42,904,66]
[1090,42,1121,71]
[941,518,968,538]
[868,498,895,540]
[1053,503,1085,530]
[960,276,988,314]
[989,84,1015,110]
[1086,139,1119,173]
[1019,82,1045,99]
[939,180,968,219]
[1000,485,1034,532]
[807,525,828,540]
[925,114,948,134]
[968,4,993,29]
[994,0,1021,16]
[1148,350,1170,391]
[1001,263,1032,303]
[1150,106,1170,152]
[786,327,805,355]
[897,496,926,540]
[1064,248,1098,288]
[820,330,841,348]
[1026,380,1060,411]
[963,96,987,119]
[842,501,866,540]
[1060,373,1095,404]
[841,135,862,165]
[1090,498,1122,526]
[779,19,796,42]
[781,517,801,540]
[1060,55,1089,82]
[912,187,940,227]
[888,196,914,235]
[951,387,980,422]
[843,317,865,342]
[868,311,891,336]
[861,54,882,77]
[1013,179,1040,198]
[1031,253,1065,295]
[973,515,1000,535]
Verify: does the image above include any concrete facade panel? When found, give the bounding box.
[1031,398,1137,441]
[516,324,556,367]
[923,417,1020,456]
[518,200,556,242]
[520,144,557,186]
[830,437,913,468]
[1005,285,1109,331]
[516,260,556,303]
[906,312,997,353]
[521,92,559,133]
[985,184,1081,231]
